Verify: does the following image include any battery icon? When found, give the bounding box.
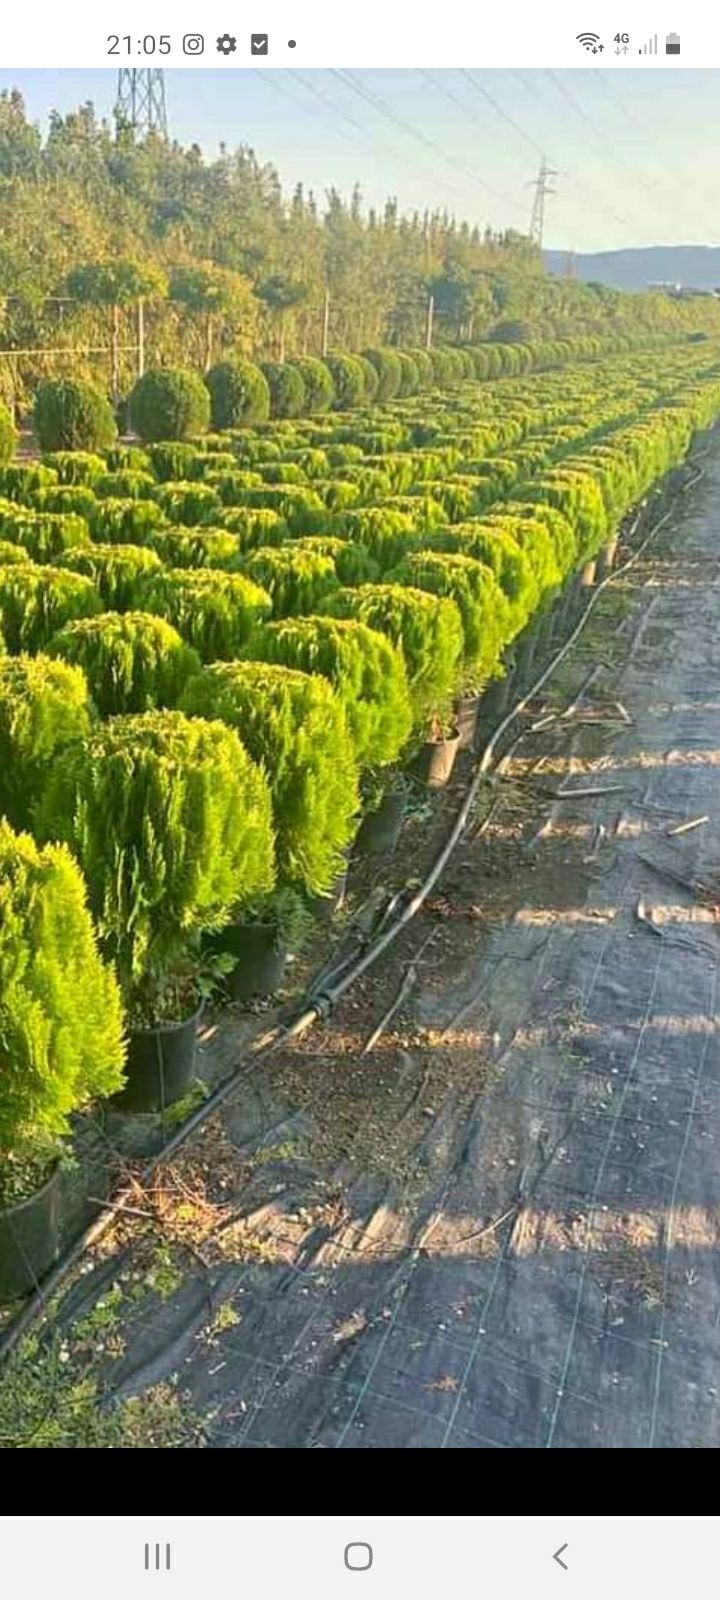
[666,31,680,52]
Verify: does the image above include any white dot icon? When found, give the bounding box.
[344,1545,373,1572]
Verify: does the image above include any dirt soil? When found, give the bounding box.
[7,444,720,1448]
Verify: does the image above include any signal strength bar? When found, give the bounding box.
[144,1546,171,1572]
[640,33,658,52]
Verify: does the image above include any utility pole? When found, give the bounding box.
[425,292,434,351]
[115,70,168,138]
[321,287,330,357]
[528,157,558,250]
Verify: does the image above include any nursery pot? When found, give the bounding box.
[454,692,482,751]
[309,864,348,922]
[355,789,407,856]
[578,559,597,590]
[0,1164,60,1303]
[223,919,289,1001]
[411,728,461,790]
[114,1002,204,1115]
[597,537,619,577]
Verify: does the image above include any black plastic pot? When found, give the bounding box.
[411,729,461,789]
[454,693,482,751]
[355,789,407,856]
[113,1002,204,1114]
[309,865,348,922]
[0,1164,60,1303]
[223,920,289,1001]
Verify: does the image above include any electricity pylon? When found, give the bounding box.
[528,157,558,248]
[115,70,168,137]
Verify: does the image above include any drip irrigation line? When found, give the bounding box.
[0,451,708,1369]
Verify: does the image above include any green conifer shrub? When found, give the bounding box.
[0,565,101,653]
[0,654,93,829]
[205,359,271,427]
[241,545,340,617]
[34,379,117,453]
[48,611,202,717]
[130,368,210,443]
[55,543,163,611]
[323,582,464,725]
[138,567,271,660]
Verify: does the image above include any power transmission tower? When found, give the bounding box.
[115,70,168,137]
[528,158,557,249]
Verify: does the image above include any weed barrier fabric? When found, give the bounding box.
[7,447,720,1447]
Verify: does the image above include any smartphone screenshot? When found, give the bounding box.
[0,2,719,1454]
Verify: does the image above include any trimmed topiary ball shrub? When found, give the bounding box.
[31,485,98,520]
[362,347,403,402]
[182,660,359,895]
[89,497,168,546]
[129,368,211,443]
[0,565,101,653]
[241,545,340,618]
[105,444,153,474]
[323,354,366,410]
[0,403,16,466]
[148,527,241,570]
[0,653,94,829]
[289,358,335,414]
[55,543,163,611]
[396,351,420,396]
[0,819,125,1183]
[389,550,510,682]
[33,379,117,453]
[151,481,221,527]
[425,522,538,637]
[0,509,89,563]
[138,567,271,661]
[205,359,271,428]
[334,506,422,572]
[36,711,276,1018]
[244,615,412,767]
[49,610,202,717]
[355,356,380,403]
[260,362,307,420]
[95,469,155,501]
[323,582,464,726]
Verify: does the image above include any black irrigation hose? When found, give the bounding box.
[0,453,708,1369]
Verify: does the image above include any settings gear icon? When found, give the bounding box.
[216,32,237,53]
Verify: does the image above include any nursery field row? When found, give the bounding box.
[1,340,720,1296]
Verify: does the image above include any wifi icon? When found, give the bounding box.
[576,31,601,51]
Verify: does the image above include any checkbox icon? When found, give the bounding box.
[251,32,269,53]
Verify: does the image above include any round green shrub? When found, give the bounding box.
[37,712,276,1012]
[241,546,340,618]
[362,347,403,402]
[55,543,163,611]
[0,509,89,563]
[260,362,307,420]
[0,565,101,653]
[148,526,241,570]
[0,463,59,501]
[151,481,221,527]
[292,535,379,586]
[0,403,16,466]
[0,540,31,567]
[182,660,359,895]
[426,522,538,636]
[406,348,434,387]
[0,653,94,829]
[389,550,510,680]
[130,368,211,443]
[289,358,335,414]
[0,819,126,1161]
[204,469,264,505]
[323,354,366,410]
[323,582,464,725]
[49,610,202,717]
[31,485,98,520]
[42,451,107,487]
[356,356,380,403]
[95,469,155,500]
[244,615,412,767]
[33,379,117,453]
[334,506,422,572]
[205,359,271,428]
[89,497,168,546]
[147,441,204,482]
[105,445,153,475]
[396,351,420,396]
[139,567,271,661]
[219,507,287,551]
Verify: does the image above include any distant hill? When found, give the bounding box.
[544,247,720,292]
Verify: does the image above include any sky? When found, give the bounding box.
[2,67,720,253]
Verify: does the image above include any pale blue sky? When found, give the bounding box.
[3,67,719,252]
